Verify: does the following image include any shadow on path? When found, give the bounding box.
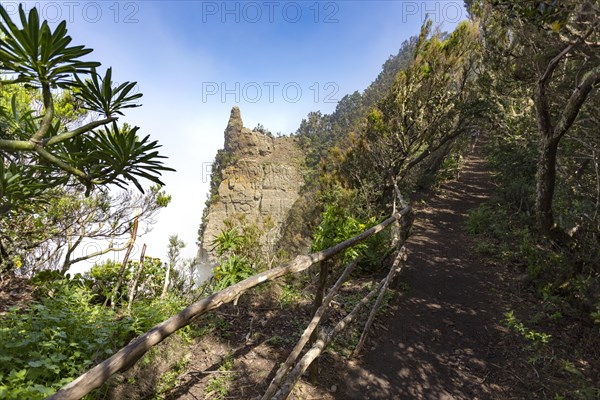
[335,142,518,399]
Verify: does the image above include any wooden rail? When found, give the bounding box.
[47,208,411,400]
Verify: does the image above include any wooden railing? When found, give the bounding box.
[47,206,413,400]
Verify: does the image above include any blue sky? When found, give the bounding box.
[4,1,466,267]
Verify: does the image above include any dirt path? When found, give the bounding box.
[335,142,519,399]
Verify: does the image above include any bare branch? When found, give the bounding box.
[271,276,387,400]
[262,258,360,400]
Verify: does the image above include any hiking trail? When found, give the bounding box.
[334,141,523,399]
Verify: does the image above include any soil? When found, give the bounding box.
[0,274,33,314]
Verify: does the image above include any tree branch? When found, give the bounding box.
[61,230,86,274]
[403,123,465,175]
[271,277,387,400]
[45,117,117,146]
[0,139,35,151]
[30,82,55,143]
[33,145,90,181]
[553,65,600,140]
[354,246,406,355]
[539,44,575,86]
[261,259,360,400]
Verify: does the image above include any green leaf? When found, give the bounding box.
[27,360,44,368]
[0,3,97,85]
[73,68,142,116]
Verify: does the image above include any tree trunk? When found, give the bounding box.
[108,216,139,309]
[127,244,147,313]
[535,136,559,235]
[109,242,135,309]
[533,61,600,236]
[161,262,171,299]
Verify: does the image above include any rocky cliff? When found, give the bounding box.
[198,107,305,260]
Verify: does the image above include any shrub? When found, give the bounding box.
[0,280,133,398]
[213,255,254,292]
[0,275,191,398]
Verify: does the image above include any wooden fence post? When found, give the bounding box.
[261,259,359,400]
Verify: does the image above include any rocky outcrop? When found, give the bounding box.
[223,107,274,157]
[198,107,305,260]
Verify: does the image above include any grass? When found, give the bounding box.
[267,335,288,346]
[278,282,306,309]
[204,353,235,400]
[329,328,360,358]
[154,352,190,399]
[191,313,233,339]
[503,310,551,348]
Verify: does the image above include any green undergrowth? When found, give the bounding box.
[97,335,191,400]
[0,278,192,399]
[329,281,398,358]
[464,136,600,398]
[467,136,599,325]
[503,310,551,349]
[466,195,599,325]
[204,353,235,400]
[278,279,308,309]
